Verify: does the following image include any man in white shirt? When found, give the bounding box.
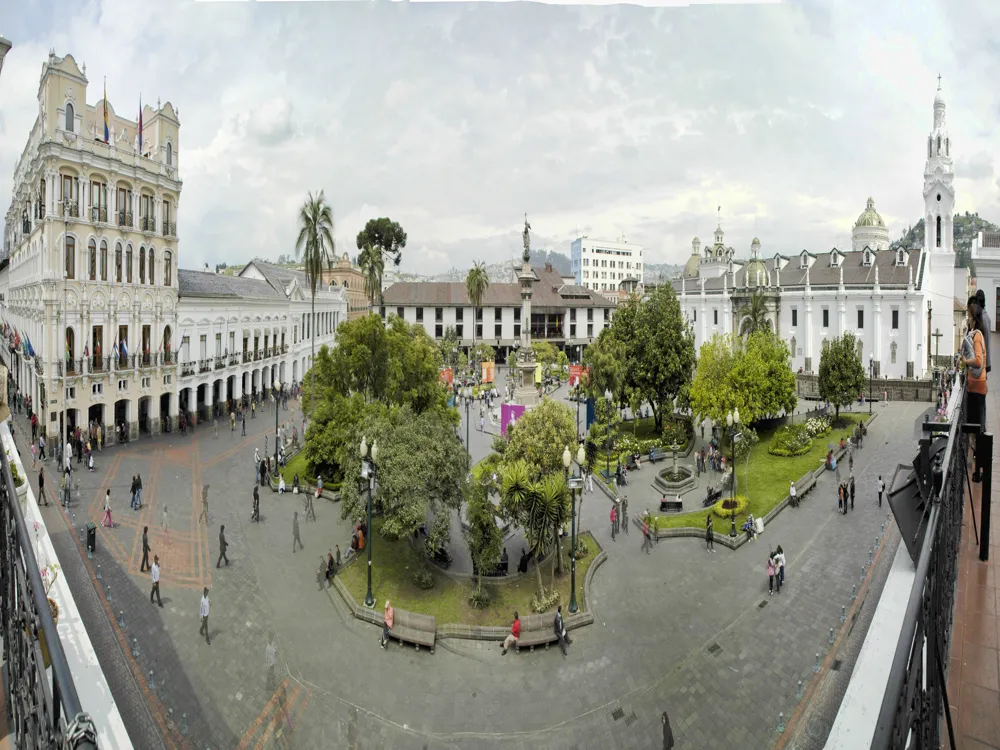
[199,587,211,645]
[149,556,163,607]
[789,481,798,508]
[877,475,885,508]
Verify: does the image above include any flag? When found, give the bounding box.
[112,339,119,359]
[138,94,143,153]
[65,335,71,363]
[121,337,128,358]
[95,339,101,358]
[26,337,34,358]
[103,77,109,144]
[144,340,150,356]
[84,343,90,358]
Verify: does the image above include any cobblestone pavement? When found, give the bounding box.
[17,397,931,749]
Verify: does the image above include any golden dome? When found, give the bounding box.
[854,197,885,229]
[684,253,701,277]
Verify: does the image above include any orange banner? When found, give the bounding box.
[569,365,589,388]
[481,361,495,384]
[439,368,453,385]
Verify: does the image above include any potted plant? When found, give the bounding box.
[7,451,28,500]
[32,562,61,669]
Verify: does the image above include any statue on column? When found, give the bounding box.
[522,214,531,264]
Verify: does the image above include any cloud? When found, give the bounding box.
[2,0,1000,275]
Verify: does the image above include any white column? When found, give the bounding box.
[804,296,814,372]
[873,298,882,376]
[838,296,847,336]
[907,300,917,376]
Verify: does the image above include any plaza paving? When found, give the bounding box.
[17,395,932,749]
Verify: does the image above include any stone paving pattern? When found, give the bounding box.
[16,385,933,749]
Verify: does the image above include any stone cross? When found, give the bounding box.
[932,328,944,360]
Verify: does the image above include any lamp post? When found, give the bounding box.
[604,388,613,483]
[869,353,874,415]
[360,436,378,608]
[463,385,472,454]
[726,408,740,537]
[563,444,586,614]
[272,379,281,474]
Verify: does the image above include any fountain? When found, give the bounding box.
[651,442,698,496]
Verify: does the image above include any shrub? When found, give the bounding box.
[661,419,691,447]
[568,538,591,560]
[712,494,749,519]
[411,567,435,590]
[803,417,832,438]
[469,587,491,609]
[768,424,812,457]
[530,589,560,613]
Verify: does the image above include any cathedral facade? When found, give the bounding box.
[675,83,964,381]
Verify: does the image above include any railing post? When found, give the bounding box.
[980,432,992,562]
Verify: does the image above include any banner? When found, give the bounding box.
[534,362,543,385]
[569,364,592,387]
[481,361,495,384]
[501,403,526,436]
[439,368,453,385]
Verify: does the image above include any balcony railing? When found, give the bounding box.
[90,206,107,223]
[243,352,252,364]
[228,354,240,367]
[140,216,155,233]
[214,355,226,370]
[181,361,196,377]
[162,351,177,366]
[198,359,212,374]
[66,201,80,218]
[139,354,154,369]
[58,359,83,377]
[34,358,43,376]
[0,448,98,748]
[115,355,129,371]
[872,374,972,750]
[254,351,262,361]
[162,221,176,238]
[116,210,133,228]
[88,356,110,374]
[35,201,44,220]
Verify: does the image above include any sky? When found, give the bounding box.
[2,0,1000,277]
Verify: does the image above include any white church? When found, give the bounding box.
[675,82,967,381]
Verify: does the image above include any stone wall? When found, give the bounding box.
[795,374,936,403]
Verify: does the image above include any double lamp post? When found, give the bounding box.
[726,408,740,538]
[360,435,379,608]
[562,443,586,614]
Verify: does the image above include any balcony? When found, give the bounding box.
[139,354,154,369]
[114,355,129,371]
[254,351,262,362]
[181,361,196,377]
[243,351,252,364]
[34,201,44,220]
[140,216,155,233]
[162,221,177,238]
[58,359,83,377]
[229,354,240,367]
[66,201,79,218]
[34,358,43,376]
[88,355,110,374]
[116,210,133,228]
[198,358,212,374]
[162,351,178,365]
[90,206,107,223]
[214,355,226,370]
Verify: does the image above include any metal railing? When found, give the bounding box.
[872,375,976,749]
[214,355,226,370]
[0,447,98,748]
[115,210,132,228]
[162,351,177,366]
[198,359,212,374]
[88,356,110,374]
[34,358,43,376]
[162,221,176,238]
[139,354,154,369]
[90,206,107,223]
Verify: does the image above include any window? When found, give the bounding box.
[216,333,222,356]
[200,334,207,360]
[603,309,609,321]
[434,324,443,338]
[148,249,155,285]
[126,246,133,282]
[791,308,798,327]
[455,324,463,338]
[455,308,463,322]
[514,309,521,322]
[435,307,443,322]
[65,236,76,279]
[514,324,521,339]
[162,200,171,231]
[88,239,97,280]
[62,175,73,203]
[495,308,502,322]
[229,332,235,353]
[100,240,108,280]
[65,103,74,132]
[164,251,172,286]
[416,308,423,323]
[495,324,502,338]
[570,324,576,338]
[936,215,942,248]
[570,309,577,323]
[476,307,483,321]
[587,309,593,322]
[166,142,173,166]
[693,309,697,322]
[115,243,123,282]
[397,307,404,319]
[476,324,483,339]
[857,309,864,329]
[713,309,718,325]
[139,247,146,284]
[587,323,593,337]
[822,308,829,328]
[890,308,900,329]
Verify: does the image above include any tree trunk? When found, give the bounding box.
[554,523,564,575]
[533,542,545,599]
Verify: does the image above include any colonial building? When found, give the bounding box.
[320,253,368,320]
[675,82,965,380]
[969,230,1000,331]
[381,263,616,362]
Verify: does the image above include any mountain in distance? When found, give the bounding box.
[889,211,998,274]
[643,262,684,282]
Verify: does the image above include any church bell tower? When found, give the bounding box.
[924,75,955,255]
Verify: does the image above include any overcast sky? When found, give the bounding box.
[2,0,999,275]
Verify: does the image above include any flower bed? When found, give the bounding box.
[768,417,832,457]
[712,494,749,519]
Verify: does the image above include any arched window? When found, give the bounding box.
[65,328,75,363]
[148,248,155,285]
[115,243,123,282]
[936,215,942,248]
[937,136,941,154]
[65,103,74,132]
[946,138,949,156]
[790,336,797,358]
[65,236,76,279]
[139,247,146,284]
[88,238,97,280]
[100,240,108,280]
[126,245,133,283]
[164,251,172,286]
[166,142,173,166]
[163,326,172,354]
[890,341,898,365]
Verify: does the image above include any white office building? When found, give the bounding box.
[570,236,644,297]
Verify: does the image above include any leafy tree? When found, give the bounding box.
[689,334,739,426]
[294,191,336,415]
[470,342,496,364]
[499,461,545,596]
[531,341,558,369]
[555,349,569,376]
[818,333,866,421]
[464,480,504,597]
[439,326,459,368]
[738,291,770,335]
[303,391,376,481]
[356,217,407,306]
[504,399,576,481]
[588,396,622,463]
[339,405,468,540]
[582,329,626,400]
[358,244,383,306]
[505,349,516,370]
[536,472,569,583]
[465,262,490,347]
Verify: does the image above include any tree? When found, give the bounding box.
[503,399,576,481]
[583,329,626,401]
[818,333,866,421]
[295,191,336,416]
[588,395,622,462]
[738,291,770,336]
[531,341,558,369]
[499,461,545,597]
[465,262,490,349]
[439,326,459,368]
[464,480,504,598]
[356,218,407,306]
[358,244,384,306]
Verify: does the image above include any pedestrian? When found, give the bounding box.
[213,417,218,439]
[251,484,260,522]
[130,475,138,510]
[101,489,113,528]
[586,470,594,494]
[621,495,629,535]
[140,526,151,572]
[850,476,856,511]
[30,440,37,469]
[60,472,70,508]
[662,711,675,750]
[38,467,47,505]
[38,434,46,460]
[230,411,236,432]
[380,599,394,649]
[135,473,143,508]
[242,413,247,436]
[554,605,572,657]
[501,611,520,655]
[776,544,786,586]
[837,483,843,513]
[305,490,316,522]
[705,515,714,552]
[160,505,171,545]
[789,480,798,508]
[217,525,229,567]
[767,554,775,595]
[199,587,211,645]
[610,503,617,541]
[150,555,163,607]
[199,485,210,524]
[877,475,885,507]
[642,518,652,554]
[97,426,102,452]
[292,511,304,553]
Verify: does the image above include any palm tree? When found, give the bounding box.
[465,262,490,356]
[500,460,546,598]
[535,472,569,587]
[738,291,770,336]
[294,191,336,416]
[358,244,384,307]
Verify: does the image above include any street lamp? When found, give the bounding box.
[604,388,613,483]
[563,443,586,613]
[463,385,472,454]
[726,408,740,538]
[272,379,281,473]
[869,353,874,415]
[360,435,379,608]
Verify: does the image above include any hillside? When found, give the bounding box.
[889,212,999,273]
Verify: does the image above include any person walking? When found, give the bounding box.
[101,489,113,528]
[705,515,714,552]
[135,473,143,508]
[199,485,210,524]
[641,517,652,554]
[621,495,629,535]
[37,467,48,506]
[150,555,163,607]
[662,711,675,750]
[38,433,46,461]
[775,544,786,587]
[160,505,171,545]
[140,526,151,572]
[30,440,37,469]
[554,605,572,657]
[767,555,776,596]
[230,410,236,432]
[789,480,798,508]
[241,413,247,437]
[586,470,594,494]
[610,503,617,541]
[849,476,856,511]
[217,525,229,567]
[292,511,304,553]
[380,600,394,649]
[251,484,260,522]
[501,611,521,655]
[837,483,843,513]
[877,475,885,508]
[305,490,316,522]
[199,587,211,645]
[130,475,138,510]
[60,471,70,508]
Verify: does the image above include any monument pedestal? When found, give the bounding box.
[514,360,539,407]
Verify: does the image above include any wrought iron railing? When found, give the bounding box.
[198,359,212,374]
[140,216,155,233]
[90,206,107,223]
[872,375,975,749]
[162,351,177,366]
[180,361,195,378]
[214,355,226,370]
[139,354,154,369]
[34,358,43,376]
[162,221,176,238]
[0,446,98,747]
[88,356,110,374]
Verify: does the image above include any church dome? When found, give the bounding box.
[745,257,768,287]
[684,253,701,278]
[854,197,885,229]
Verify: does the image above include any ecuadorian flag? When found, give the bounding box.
[103,77,109,143]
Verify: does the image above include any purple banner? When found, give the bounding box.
[501,404,526,437]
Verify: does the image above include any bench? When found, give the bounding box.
[385,609,437,652]
[624,455,639,471]
[659,498,683,513]
[648,448,669,463]
[515,613,559,652]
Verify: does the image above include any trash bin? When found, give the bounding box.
[86,522,97,553]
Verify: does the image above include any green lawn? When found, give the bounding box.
[338,523,598,626]
[653,414,865,532]
[283,450,314,485]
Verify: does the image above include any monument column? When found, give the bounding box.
[514,215,539,408]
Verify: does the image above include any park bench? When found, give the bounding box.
[624,454,639,471]
[704,485,723,506]
[385,609,437,652]
[648,448,669,463]
[659,497,684,513]
[515,613,559,652]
